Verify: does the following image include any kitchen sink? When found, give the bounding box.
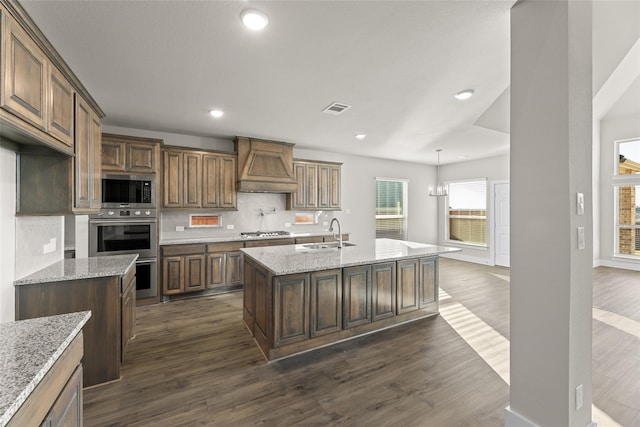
[301,242,357,250]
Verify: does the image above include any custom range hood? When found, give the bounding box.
[234,136,298,193]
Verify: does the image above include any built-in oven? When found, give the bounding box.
[101,174,155,209]
[90,208,158,299]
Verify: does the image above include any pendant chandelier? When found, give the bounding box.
[428,149,448,197]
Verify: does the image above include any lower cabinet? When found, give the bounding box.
[206,242,243,289]
[41,365,83,427]
[161,244,206,295]
[244,255,438,361]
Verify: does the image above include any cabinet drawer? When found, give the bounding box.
[162,244,206,257]
[207,241,242,252]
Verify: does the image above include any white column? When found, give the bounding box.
[507,1,594,427]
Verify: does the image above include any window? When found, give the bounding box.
[614,139,640,258]
[376,178,408,240]
[446,180,487,246]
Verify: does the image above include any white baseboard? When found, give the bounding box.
[596,258,640,271]
[440,252,492,266]
[505,406,596,427]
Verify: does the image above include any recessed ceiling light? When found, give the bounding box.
[240,9,269,31]
[454,89,474,100]
[209,109,224,118]
[355,133,366,140]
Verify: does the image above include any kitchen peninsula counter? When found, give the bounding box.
[0,311,90,427]
[241,238,460,361]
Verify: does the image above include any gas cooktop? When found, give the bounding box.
[240,230,291,239]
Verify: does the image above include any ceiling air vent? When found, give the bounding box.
[322,102,351,115]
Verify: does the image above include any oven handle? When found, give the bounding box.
[90,219,157,225]
[136,259,157,265]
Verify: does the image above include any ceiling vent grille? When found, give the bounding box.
[322,102,351,115]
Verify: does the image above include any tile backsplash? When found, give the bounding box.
[160,193,334,241]
[15,216,64,279]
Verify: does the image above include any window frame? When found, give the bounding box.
[375,177,409,241]
[444,178,488,249]
[613,138,640,261]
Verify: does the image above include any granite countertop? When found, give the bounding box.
[0,311,91,426]
[159,231,345,246]
[241,238,461,276]
[14,254,138,286]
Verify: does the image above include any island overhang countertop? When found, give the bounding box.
[240,238,461,276]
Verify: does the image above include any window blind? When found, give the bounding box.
[376,179,407,240]
[447,180,487,245]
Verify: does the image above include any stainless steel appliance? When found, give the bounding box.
[90,208,158,299]
[101,174,155,208]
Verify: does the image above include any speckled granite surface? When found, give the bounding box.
[241,238,461,275]
[159,231,344,246]
[14,254,138,286]
[0,311,91,426]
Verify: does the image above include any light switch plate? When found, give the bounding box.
[577,193,584,215]
[577,227,585,250]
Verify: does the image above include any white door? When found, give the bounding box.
[494,182,510,267]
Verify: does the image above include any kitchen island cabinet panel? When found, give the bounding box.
[243,258,256,334]
[274,273,309,348]
[41,364,82,427]
[419,257,438,308]
[254,264,271,345]
[372,262,396,321]
[310,269,342,337]
[343,265,371,328]
[397,259,419,315]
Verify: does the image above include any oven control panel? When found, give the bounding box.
[93,209,156,219]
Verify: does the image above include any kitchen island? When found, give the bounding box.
[241,238,459,361]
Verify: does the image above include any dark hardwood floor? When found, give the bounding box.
[84,259,639,426]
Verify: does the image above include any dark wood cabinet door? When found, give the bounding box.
[274,273,309,347]
[254,265,271,342]
[74,95,91,210]
[183,152,202,208]
[343,265,371,328]
[127,143,156,173]
[101,140,126,171]
[1,17,47,130]
[397,259,419,314]
[329,165,341,209]
[305,164,318,208]
[89,110,102,210]
[226,251,243,286]
[310,269,342,337]
[163,151,182,208]
[206,252,225,288]
[288,162,307,209]
[42,364,83,427]
[48,66,74,148]
[202,154,219,208]
[219,155,237,209]
[184,254,206,292]
[243,259,256,333]
[317,164,330,208]
[162,256,184,295]
[419,257,438,307]
[372,262,396,321]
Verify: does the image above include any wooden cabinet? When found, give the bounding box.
[397,259,420,314]
[286,159,341,210]
[41,364,82,427]
[48,65,74,149]
[274,273,309,347]
[206,242,243,289]
[101,133,161,173]
[162,244,207,295]
[243,258,256,333]
[372,262,396,321]
[343,265,371,328]
[74,94,101,212]
[121,266,136,362]
[162,147,236,210]
[310,269,342,337]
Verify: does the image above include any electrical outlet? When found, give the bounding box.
[576,384,583,410]
[284,222,291,228]
[346,208,351,214]
[176,226,184,232]
[226,224,234,229]
[322,221,328,226]
[43,237,56,254]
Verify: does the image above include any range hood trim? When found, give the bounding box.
[235,136,298,193]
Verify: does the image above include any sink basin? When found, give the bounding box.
[301,242,356,250]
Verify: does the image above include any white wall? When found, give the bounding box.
[438,154,510,265]
[0,146,16,323]
[598,115,640,271]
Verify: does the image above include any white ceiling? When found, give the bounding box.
[19,1,640,166]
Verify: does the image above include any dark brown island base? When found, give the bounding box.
[241,238,460,361]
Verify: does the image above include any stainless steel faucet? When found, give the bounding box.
[329,218,342,248]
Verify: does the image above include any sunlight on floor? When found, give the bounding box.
[593,307,640,338]
[438,289,623,427]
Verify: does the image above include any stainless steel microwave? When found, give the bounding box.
[102,174,155,208]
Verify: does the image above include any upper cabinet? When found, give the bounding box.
[162,147,237,210]
[286,159,341,210]
[0,1,103,155]
[101,133,161,174]
[73,94,101,212]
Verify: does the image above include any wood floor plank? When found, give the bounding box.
[83,259,639,426]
